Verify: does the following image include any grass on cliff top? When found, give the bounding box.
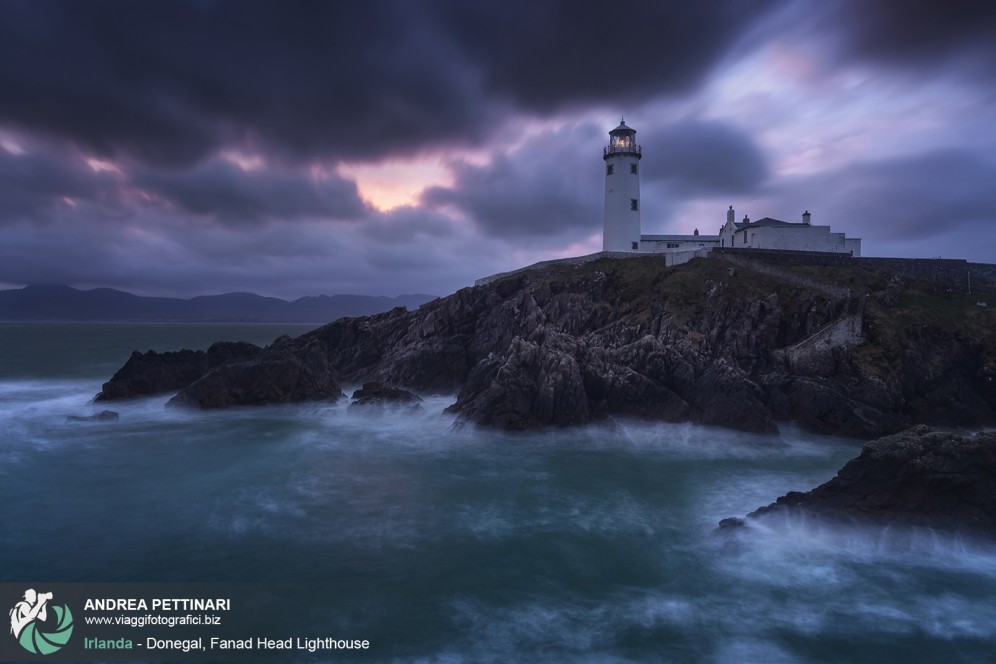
[780,263,996,370]
[526,255,832,328]
[510,254,995,368]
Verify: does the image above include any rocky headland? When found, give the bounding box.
[94,252,996,533]
[96,252,996,438]
[722,426,996,536]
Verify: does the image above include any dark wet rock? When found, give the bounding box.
[98,255,996,433]
[738,426,996,534]
[349,382,422,408]
[206,340,263,366]
[445,335,589,430]
[95,341,261,401]
[95,348,209,401]
[717,517,746,531]
[67,410,119,422]
[167,338,340,409]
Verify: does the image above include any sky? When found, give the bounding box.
[0,0,994,298]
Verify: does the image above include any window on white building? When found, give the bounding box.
[630,199,638,211]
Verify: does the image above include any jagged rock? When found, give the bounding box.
[97,256,996,434]
[167,338,340,409]
[95,348,208,401]
[581,342,692,423]
[349,382,422,408]
[717,517,745,530]
[738,426,996,533]
[95,341,261,401]
[206,340,262,366]
[67,410,119,422]
[688,359,777,433]
[446,335,589,430]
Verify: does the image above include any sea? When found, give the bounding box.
[2,322,995,663]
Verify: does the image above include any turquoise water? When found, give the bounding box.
[2,323,995,662]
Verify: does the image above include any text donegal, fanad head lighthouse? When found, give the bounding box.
[602,119,642,252]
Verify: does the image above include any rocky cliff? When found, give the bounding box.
[95,254,996,436]
[726,426,996,534]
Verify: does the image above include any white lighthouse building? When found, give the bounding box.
[600,119,861,257]
[477,120,863,286]
[602,119,642,251]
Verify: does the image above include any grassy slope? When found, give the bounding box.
[509,254,995,381]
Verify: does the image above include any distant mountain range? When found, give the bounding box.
[0,284,437,323]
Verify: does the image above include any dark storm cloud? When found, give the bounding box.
[421,124,603,239]
[640,121,767,196]
[0,0,779,167]
[133,161,370,225]
[833,0,996,68]
[0,148,120,223]
[0,0,488,166]
[440,0,778,111]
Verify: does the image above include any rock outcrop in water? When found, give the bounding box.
[349,382,422,409]
[96,253,996,436]
[730,426,996,534]
[166,336,342,408]
[95,341,261,401]
[66,410,119,422]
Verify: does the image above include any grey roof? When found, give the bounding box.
[734,217,805,230]
[609,120,636,134]
[641,234,720,242]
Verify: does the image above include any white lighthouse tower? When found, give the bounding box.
[602,118,642,251]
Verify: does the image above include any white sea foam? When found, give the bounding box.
[4,371,996,660]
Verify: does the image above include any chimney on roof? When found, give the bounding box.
[802,210,812,225]
[727,205,735,224]
[694,228,699,235]
[743,215,750,224]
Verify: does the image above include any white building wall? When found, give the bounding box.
[719,220,738,248]
[639,239,719,252]
[603,154,641,251]
[716,213,859,254]
[751,226,852,253]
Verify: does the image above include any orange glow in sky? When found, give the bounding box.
[338,156,453,211]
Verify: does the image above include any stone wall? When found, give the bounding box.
[780,313,865,375]
[713,248,996,296]
[712,247,855,268]
[663,249,710,267]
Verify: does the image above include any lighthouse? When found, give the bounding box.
[602,118,642,251]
